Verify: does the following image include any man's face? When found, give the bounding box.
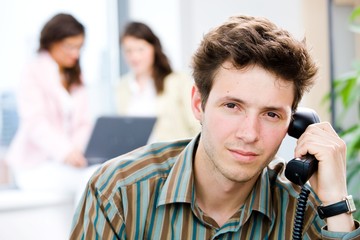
[192,62,294,183]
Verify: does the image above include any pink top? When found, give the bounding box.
[6,52,92,168]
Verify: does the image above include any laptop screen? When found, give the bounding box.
[84,116,156,165]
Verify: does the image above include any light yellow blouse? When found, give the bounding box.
[115,72,200,142]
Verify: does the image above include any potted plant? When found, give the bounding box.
[329,6,360,220]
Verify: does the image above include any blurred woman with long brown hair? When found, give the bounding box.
[115,21,200,142]
[6,13,96,195]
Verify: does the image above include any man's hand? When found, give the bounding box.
[295,122,355,231]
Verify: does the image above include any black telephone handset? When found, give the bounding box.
[285,107,320,186]
[285,107,321,240]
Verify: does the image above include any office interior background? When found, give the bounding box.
[0,0,358,239]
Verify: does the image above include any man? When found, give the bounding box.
[70,15,359,239]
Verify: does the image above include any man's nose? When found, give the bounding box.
[235,114,260,143]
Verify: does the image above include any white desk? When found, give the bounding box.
[0,189,75,240]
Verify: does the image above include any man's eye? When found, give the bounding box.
[267,112,279,118]
[225,103,236,109]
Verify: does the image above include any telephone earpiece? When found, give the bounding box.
[287,108,320,139]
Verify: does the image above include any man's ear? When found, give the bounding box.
[191,85,203,121]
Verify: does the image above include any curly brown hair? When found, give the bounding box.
[192,15,318,111]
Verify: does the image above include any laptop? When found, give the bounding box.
[84,116,157,165]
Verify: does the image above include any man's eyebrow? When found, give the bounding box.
[262,106,288,112]
[217,96,289,112]
[217,96,245,104]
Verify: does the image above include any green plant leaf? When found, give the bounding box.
[350,6,360,21]
[347,168,360,187]
[340,124,359,136]
[349,6,360,33]
[354,199,360,221]
[332,7,360,221]
[347,135,360,159]
[334,76,357,109]
[341,124,360,159]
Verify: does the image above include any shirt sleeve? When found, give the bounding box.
[69,178,127,239]
[299,192,360,240]
[321,220,360,239]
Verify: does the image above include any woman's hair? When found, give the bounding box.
[120,21,172,94]
[192,15,318,111]
[39,13,85,90]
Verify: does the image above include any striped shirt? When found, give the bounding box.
[70,135,360,239]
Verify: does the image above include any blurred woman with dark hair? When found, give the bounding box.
[116,21,200,142]
[6,13,95,195]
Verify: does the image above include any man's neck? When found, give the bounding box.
[193,151,259,227]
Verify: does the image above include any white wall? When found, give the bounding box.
[182,0,303,72]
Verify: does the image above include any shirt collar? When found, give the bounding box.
[238,166,275,223]
[157,135,198,206]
